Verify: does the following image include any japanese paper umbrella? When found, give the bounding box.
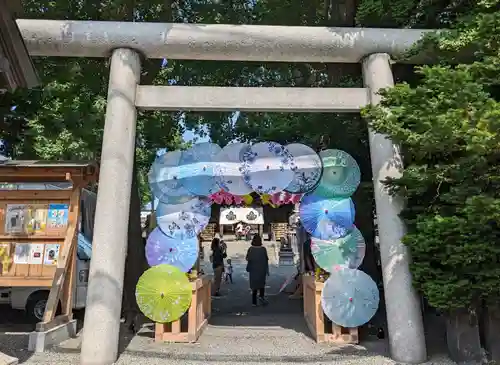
[156,197,212,237]
[177,142,222,196]
[240,141,294,195]
[321,267,379,328]
[284,143,323,194]
[135,264,192,323]
[311,226,366,271]
[214,142,253,196]
[314,149,361,198]
[299,192,355,240]
[148,150,193,204]
[146,228,199,272]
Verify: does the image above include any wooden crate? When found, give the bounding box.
[302,275,358,343]
[155,275,212,343]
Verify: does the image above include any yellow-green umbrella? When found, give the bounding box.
[135,264,192,323]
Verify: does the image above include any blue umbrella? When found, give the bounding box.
[148,150,193,204]
[156,197,212,236]
[177,142,222,196]
[314,149,361,198]
[146,228,199,272]
[321,267,379,328]
[299,193,355,239]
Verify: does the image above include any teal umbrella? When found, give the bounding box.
[314,149,360,198]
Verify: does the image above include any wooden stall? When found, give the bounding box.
[0,161,98,330]
[155,275,212,343]
[302,275,359,344]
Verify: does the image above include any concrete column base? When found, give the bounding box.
[28,319,77,352]
[0,351,18,365]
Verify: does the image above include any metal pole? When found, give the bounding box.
[362,53,427,364]
[80,48,141,365]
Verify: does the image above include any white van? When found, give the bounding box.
[0,233,91,322]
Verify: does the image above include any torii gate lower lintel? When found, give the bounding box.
[18,20,428,365]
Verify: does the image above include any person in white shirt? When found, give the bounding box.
[235,222,244,240]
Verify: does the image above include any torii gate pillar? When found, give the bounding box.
[362,53,427,364]
[80,48,141,365]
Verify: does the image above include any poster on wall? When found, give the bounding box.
[28,243,44,265]
[47,204,69,233]
[44,244,60,265]
[0,243,12,273]
[4,204,27,234]
[25,204,48,234]
[13,243,30,264]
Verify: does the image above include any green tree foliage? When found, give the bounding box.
[363,1,500,312]
[1,0,185,203]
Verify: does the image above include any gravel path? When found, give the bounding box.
[1,239,455,365]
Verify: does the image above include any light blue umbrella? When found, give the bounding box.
[214,142,253,195]
[240,141,294,194]
[156,197,212,237]
[314,149,361,198]
[177,142,222,196]
[321,267,379,328]
[284,143,323,194]
[310,226,366,271]
[148,150,193,204]
[145,228,198,272]
[299,192,355,239]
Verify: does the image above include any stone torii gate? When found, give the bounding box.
[19,19,430,365]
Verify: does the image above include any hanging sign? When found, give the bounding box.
[219,207,264,225]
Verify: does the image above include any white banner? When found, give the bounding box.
[219,207,264,225]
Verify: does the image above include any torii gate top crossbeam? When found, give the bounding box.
[18,19,433,63]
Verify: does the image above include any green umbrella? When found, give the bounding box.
[311,227,365,271]
[314,149,361,198]
[135,264,192,323]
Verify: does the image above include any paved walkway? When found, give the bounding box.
[1,239,454,364]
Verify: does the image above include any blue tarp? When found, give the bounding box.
[77,233,92,260]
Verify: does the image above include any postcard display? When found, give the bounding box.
[0,199,70,285]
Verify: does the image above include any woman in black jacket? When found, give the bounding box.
[211,237,226,296]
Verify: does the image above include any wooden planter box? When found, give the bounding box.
[303,275,358,343]
[155,276,212,343]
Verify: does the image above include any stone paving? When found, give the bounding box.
[0,239,455,365]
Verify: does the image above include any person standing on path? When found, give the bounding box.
[246,234,269,306]
[211,237,226,296]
